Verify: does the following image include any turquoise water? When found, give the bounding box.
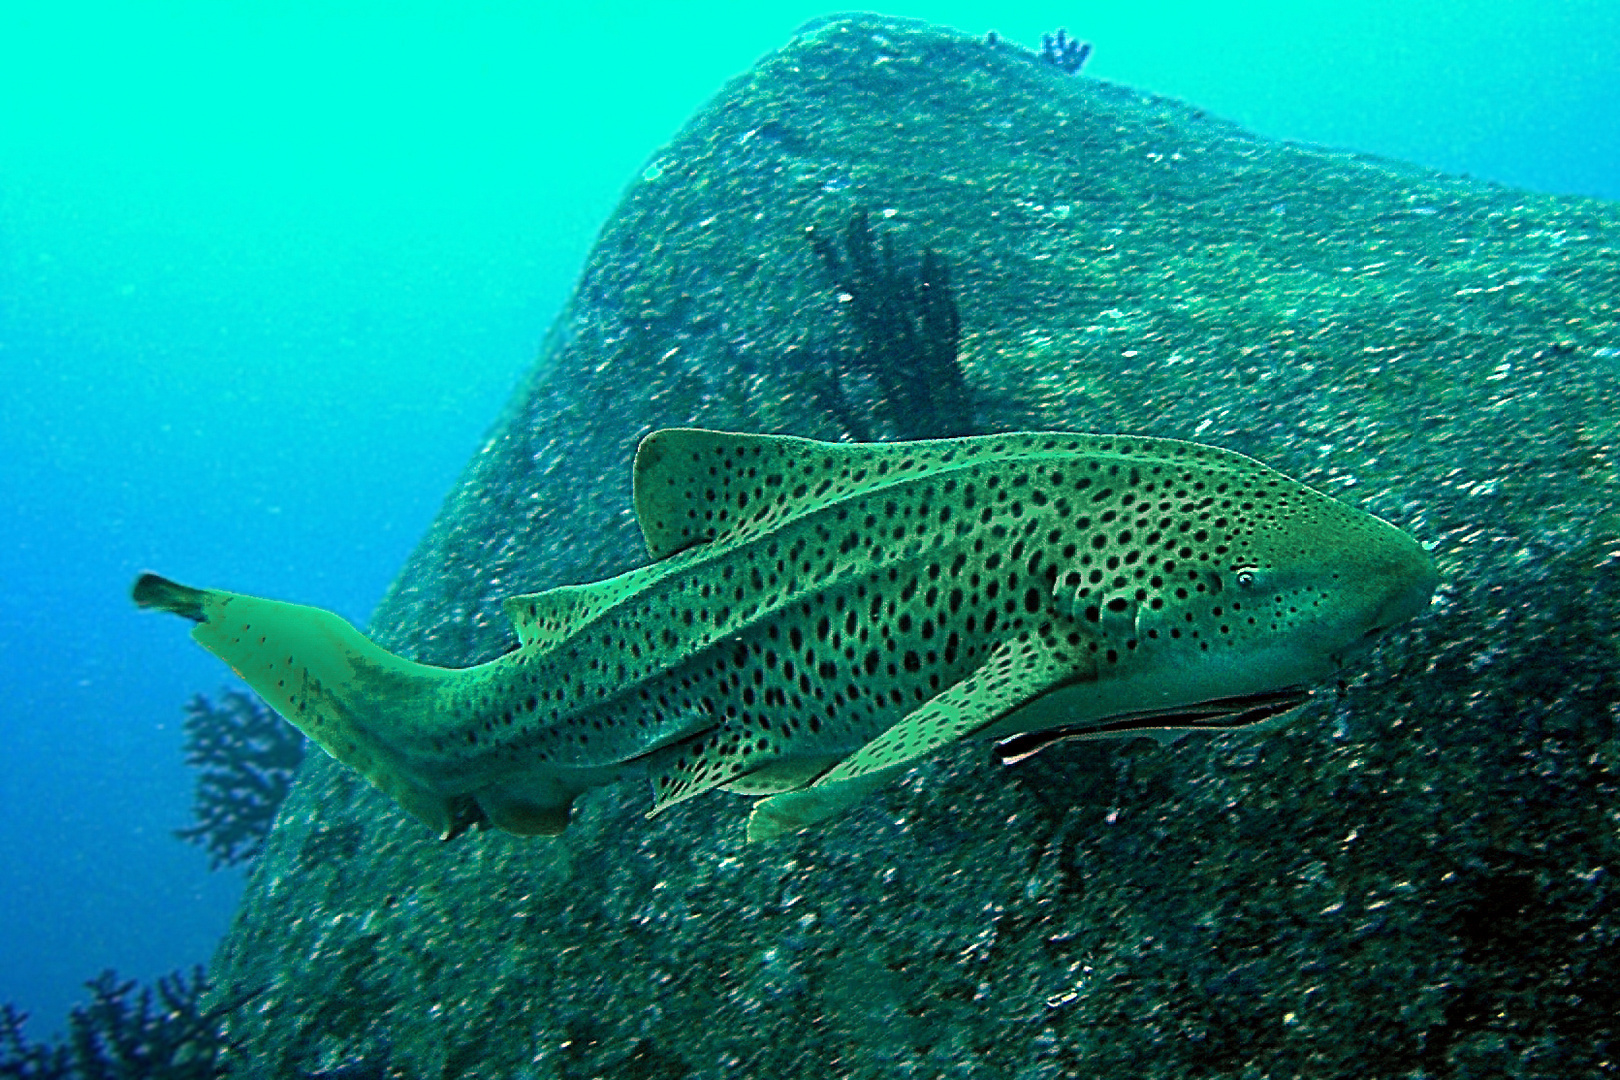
[1,0,1615,1040]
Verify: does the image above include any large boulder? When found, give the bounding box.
[211,14,1620,1078]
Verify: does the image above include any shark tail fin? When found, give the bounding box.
[133,573,465,837]
[132,572,208,621]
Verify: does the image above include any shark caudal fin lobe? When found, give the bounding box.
[132,573,463,837]
[132,572,207,621]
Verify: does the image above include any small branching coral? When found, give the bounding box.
[175,690,304,869]
[1039,28,1091,74]
[1,1002,69,1078]
[0,968,238,1079]
[805,210,974,440]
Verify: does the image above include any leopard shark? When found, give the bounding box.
[133,427,1436,842]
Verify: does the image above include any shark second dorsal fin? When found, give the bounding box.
[503,564,669,649]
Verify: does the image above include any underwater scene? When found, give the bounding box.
[2,2,1617,1077]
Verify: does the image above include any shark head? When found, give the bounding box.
[1231,485,1437,673]
[1124,481,1436,701]
[989,441,1439,757]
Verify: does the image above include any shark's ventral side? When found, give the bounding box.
[133,428,1437,842]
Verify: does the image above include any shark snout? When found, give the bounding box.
[1318,527,1436,672]
[1363,534,1439,638]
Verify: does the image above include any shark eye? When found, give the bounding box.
[1234,567,1258,588]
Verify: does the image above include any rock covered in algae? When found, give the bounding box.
[207,14,1620,1079]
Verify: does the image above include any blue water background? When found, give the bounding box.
[1,0,1614,1038]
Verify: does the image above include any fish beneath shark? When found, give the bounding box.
[133,427,1437,842]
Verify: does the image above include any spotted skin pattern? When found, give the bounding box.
[133,428,1436,841]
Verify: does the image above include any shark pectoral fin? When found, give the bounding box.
[747,632,1082,841]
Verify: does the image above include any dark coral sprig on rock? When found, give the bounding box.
[1040,28,1091,74]
[806,210,974,440]
[175,690,305,869]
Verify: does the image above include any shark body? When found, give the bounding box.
[134,428,1436,842]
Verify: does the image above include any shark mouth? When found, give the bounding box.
[992,687,1313,766]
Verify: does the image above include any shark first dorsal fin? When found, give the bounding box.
[633,428,896,560]
[746,630,1097,841]
[632,428,1275,562]
[634,428,1056,561]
